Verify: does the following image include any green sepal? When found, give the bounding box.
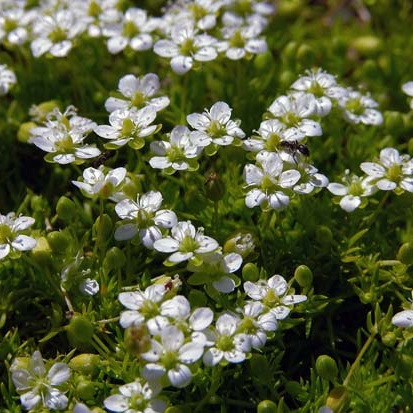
[205,144,218,156]
[128,137,145,150]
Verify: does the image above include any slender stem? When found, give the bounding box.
[97,316,120,324]
[343,331,376,386]
[363,192,390,227]
[194,367,222,412]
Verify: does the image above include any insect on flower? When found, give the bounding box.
[280,140,310,157]
[92,150,116,168]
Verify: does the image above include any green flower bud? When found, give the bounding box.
[242,263,260,282]
[384,111,405,134]
[326,386,348,411]
[47,230,71,254]
[296,44,316,66]
[397,243,413,265]
[283,41,298,60]
[294,265,313,288]
[56,196,77,222]
[277,0,302,18]
[279,70,296,88]
[17,122,37,143]
[316,355,339,381]
[124,325,151,357]
[285,380,304,397]
[257,400,277,413]
[315,225,333,247]
[382,332,397,347]
[103,247,126,273]
[66,315,94,349]
[31,237,52,266]
[188,289,207,307]
[69,354,100,376]
[32,100,60,122]
[254,51,273,71]
[76,378,96,400]
[224,232,256,258]
[11,356,30,371]
[93,214,113,246]
[352,35,382,56]
[360,291,375,304]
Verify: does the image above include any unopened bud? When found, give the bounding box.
[76,378,96,400]
[316,355,338,381]
[66,315,94,349]
[242,263,260,282]
[382,332,397,347]
[17,122,37,143]
[315,225,333,247]
[257,400,277,413]
[56,196,77,222]
[47,230,71,254]
[254,51,273,71]
[397,243,413,265]
[103,247,126,273]
[294,265,313,288]
[31,237,52,266]
[352,35,382,56]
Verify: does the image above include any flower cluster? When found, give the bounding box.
[0,0,274,72]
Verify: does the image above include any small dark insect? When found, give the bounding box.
[280,140,310,161]
[92,150,116,168]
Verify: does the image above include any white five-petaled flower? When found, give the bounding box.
[293,163,329,194]
[216,23,267,60]
[391,291,413,328]
[114,190,177,249]
[154,20,217,74]
[360,147,413,193]
[327,171,376,212]
[268,93,322,141]
[105,73,170,113]
[244,274,307,320]
[31,9,87,57]
[149,125,202,172]
[104,379,167,413]
[154,221,218,264]
[141,325,204,388]
[0,213,37,260]
[243,152,301,210]
[187,101,245,147]
[290,68,342,116]
[0,7,35,46]
[104,7,158,54]
[146,295,214,340]
[187,251,243,293]
[338,88,383,125]
[236,301,278,349]
[29,106,99,164]
[402,81,413,109]
[203,312,250,366]
[118,284,168,328]
[95,106,158,150]
[0,64,16,95]
[72,166,127,201]
[11,351,70,411]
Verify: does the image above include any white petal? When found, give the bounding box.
[340,195,361,212]
[270,306,291,320]
[360,162,386,177]
[47,363,70,385]
[20,390,41,410]
[107,36,128,54]
[153,238,180,253]
[149,156,171,169]
[267,192,289,210]
[31,37,52,57]
[223,253,243,273]
[115,224,138,241]
[224,349,246,363]
[178,342,204,363]
[189,307,214,331]
[154,210,177,228]
[168,251,193,263]
[153,40,179,57]
[279,170,301,187]
[140,226,162,249]
[402,81,413,97]
[50,41,72,57]
[171,55,193,74]
[168,364,192,388]
[119,291,144,310]
[119,310,144,328]
[161,325,185,351]
[282,294,307,305]
[392,310,413,328]
[298,119,322,137]
[401,178,413,193]
[13,216,35,231]
[143,363,166,381]
[130,33,153,51]
[216,313,238,335]
[104,394,129,412]
[376,179,397,191]
[53,153,76,164]
[327,183,348,196]
[245,189,266,208]
[203,348,223,366]
[11,235,37,251]
[268,275,288,295]
[0,244,10,259]
[194,46,217,62]
[75,146,101,159]
[44,388,68,410]
[161,295,190,319]
[213,276,236,293]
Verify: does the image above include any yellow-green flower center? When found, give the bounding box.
[56,136,74,152]
[122,118,135,136]
[345,98,365,116]
[261,176,276,192]
[207,120,226,138]
[130,394,146,410]
[122,21,139,38]
[180,235,199,253]
[386,164,401,182]
[0,224,13,244]
[217,335,234,352]
[167,146,186,164]
[229,30,245,49]
[131,91,146,108]
[88,0,102,17]
[239,317,257,334]
[49,27,67,43]
[348,180,364,196]
[161,351,178,370]
[265,133,282,151]
[282,113,300,127]
[308,81,325,97]
[180,38,196,56]
[263,289,279,307]
[189,4,207,20]
[140,300,160,319]
[4,19,18,33]
[236,0,253,14]
[135,209,153,228]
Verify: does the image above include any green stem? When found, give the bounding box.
[194,367,222,413]
[343,330,376,386]
[363,192,390,227]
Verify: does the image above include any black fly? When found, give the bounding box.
[92,150,116,168]
[280,140,310,163]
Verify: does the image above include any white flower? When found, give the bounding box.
[72,166,127,201]
[203,313,250,366]
[402,81,413,109]
[0,7,35,45]
[154,20,217,74]
[142,325,204,388]
[338,89,383,125]
[216,23,267,60]
[118,284,168,328]
[79,278,100,296]
[290,68,340,116]
[95,106,158,150]
[236,301,278,349]
[187,251,243,293]
[104,379,166,413]
[0,64,16,95]
[244,274,307,320]
[31,10,86,57]
[0,213,37,260]
[153,220,219,264]
[114,191,177,249]
[293,163,329,194]
[187,101,245,148]
[105,73,170,113]
[243,152,300,210]
[149,126,202,172]
[11,351,70,411]
[105,8,158,54]
[268,93,322,141]
[392,291,413,328]
[327,172,376,212]
[29,106,99,164]
[146,295,213,338]
[360,147,413,193]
